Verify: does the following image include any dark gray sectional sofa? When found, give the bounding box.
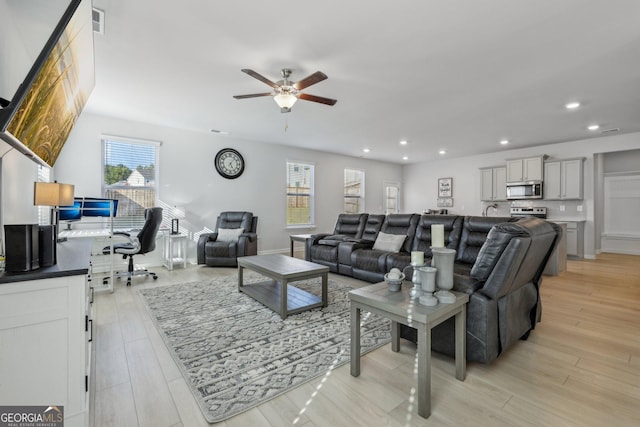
[306,213,562,363]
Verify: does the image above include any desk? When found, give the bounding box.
[163,233,187,270]
[349,282,468,418]
[289,233,314,257]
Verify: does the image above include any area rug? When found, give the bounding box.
[138,272,391,423]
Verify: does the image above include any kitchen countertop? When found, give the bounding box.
[0,238,92,284]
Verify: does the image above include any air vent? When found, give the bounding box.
[600,128,620,134]
[92,8,104,34]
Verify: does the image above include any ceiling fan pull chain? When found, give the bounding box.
[284,116,289,132]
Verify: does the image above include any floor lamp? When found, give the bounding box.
[33,181,75,244]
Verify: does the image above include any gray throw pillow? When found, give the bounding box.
[372,232,406,252]
[217,228,244,242]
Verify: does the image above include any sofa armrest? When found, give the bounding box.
[197,233,218,264]
[338,240,374,266]
[237,232,258,256]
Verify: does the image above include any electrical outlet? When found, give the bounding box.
[560,205,565,212]
[577,205,583,212]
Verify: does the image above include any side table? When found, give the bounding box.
[349,281,469,418]
[162,233,187,270]
[289,233,314,257]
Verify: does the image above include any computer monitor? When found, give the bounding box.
[81,198,118,217]
[58,198,83,221]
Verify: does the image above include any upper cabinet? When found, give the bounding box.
[480,166,507,201]
[544,158,585,200]
[506,155,546,182]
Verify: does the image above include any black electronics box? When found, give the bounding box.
[4,224,40,272]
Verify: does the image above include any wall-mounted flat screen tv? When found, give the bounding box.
[0,0,94,167]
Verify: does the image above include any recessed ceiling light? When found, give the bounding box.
[587,124,600,131]
[439,150,446,155]
[500,139,509,145]
[402,156,409,160]
[400,140,408,145]
[363,148,370,153]
[565,102,581,110]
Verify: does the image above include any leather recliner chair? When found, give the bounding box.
[197,211,258,267]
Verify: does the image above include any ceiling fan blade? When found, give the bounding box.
[293,71,328,90]
[298,93,337,106]
[241,69,279,88]
[233,92,274,99]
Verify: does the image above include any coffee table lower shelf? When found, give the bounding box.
[240,280,324,317]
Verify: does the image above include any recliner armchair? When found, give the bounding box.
[103,207,163,286]
[197,211,258,267]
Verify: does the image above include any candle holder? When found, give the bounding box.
[431,247,457,304]
[406,262,426,298]
[417,266,438,306]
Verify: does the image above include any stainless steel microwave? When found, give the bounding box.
[506,181,543,200]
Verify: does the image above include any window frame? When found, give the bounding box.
[101,135,160,228]
[286,160,315,228]
[383,181,401,214]
[344,168,365,213]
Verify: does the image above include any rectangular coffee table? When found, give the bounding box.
[238,254,329,319]
[349,281,469,418]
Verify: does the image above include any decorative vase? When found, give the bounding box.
[417,266,438,306]
[407,263,425,298]
[431,247,456,303]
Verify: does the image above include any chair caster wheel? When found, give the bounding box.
[152,275,158,280]
[126,281,131,287]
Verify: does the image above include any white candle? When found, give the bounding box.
[411,251,424,265]
[431,224,445,248]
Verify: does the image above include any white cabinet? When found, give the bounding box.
[544,158,584,200]
[0,243,92,427]
[506,156,545,182]
[480,166,507,201]
[554,221,585,259]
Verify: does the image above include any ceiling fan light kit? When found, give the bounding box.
[234,68,337,113]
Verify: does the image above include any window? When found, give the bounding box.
[102,137,159,228]
[384,182,400,214]
[37,165,51,226]
[286,161,314,226]
[344,169,365,213]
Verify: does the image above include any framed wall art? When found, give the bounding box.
[437,197,453,207]
[438,177,453,197]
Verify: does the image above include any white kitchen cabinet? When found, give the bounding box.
[544,158,585,200]
[506,155,545,182]
[554,221,585,259]
[0,242,92,427]
[480,166,507,201]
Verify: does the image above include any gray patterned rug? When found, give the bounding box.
[138,272,391,423]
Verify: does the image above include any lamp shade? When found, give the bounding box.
[34,182,75,206]
[274,93,297,109]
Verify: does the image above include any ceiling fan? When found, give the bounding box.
[233,68,337,113]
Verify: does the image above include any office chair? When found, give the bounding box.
[103,207,163,286]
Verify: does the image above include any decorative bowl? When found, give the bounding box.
[384,272,405,292]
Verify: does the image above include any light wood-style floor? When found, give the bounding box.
[89,253,640,426]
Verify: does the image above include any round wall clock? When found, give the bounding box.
[214,148,245,179]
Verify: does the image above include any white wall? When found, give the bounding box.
[403,131,640,259]
[54,112,404,256]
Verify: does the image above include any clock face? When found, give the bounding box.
[215,148,245,179]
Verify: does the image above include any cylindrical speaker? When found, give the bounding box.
[39,225,57,267]
[4,224,40,272]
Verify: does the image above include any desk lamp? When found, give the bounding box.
[34,181,75,244]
